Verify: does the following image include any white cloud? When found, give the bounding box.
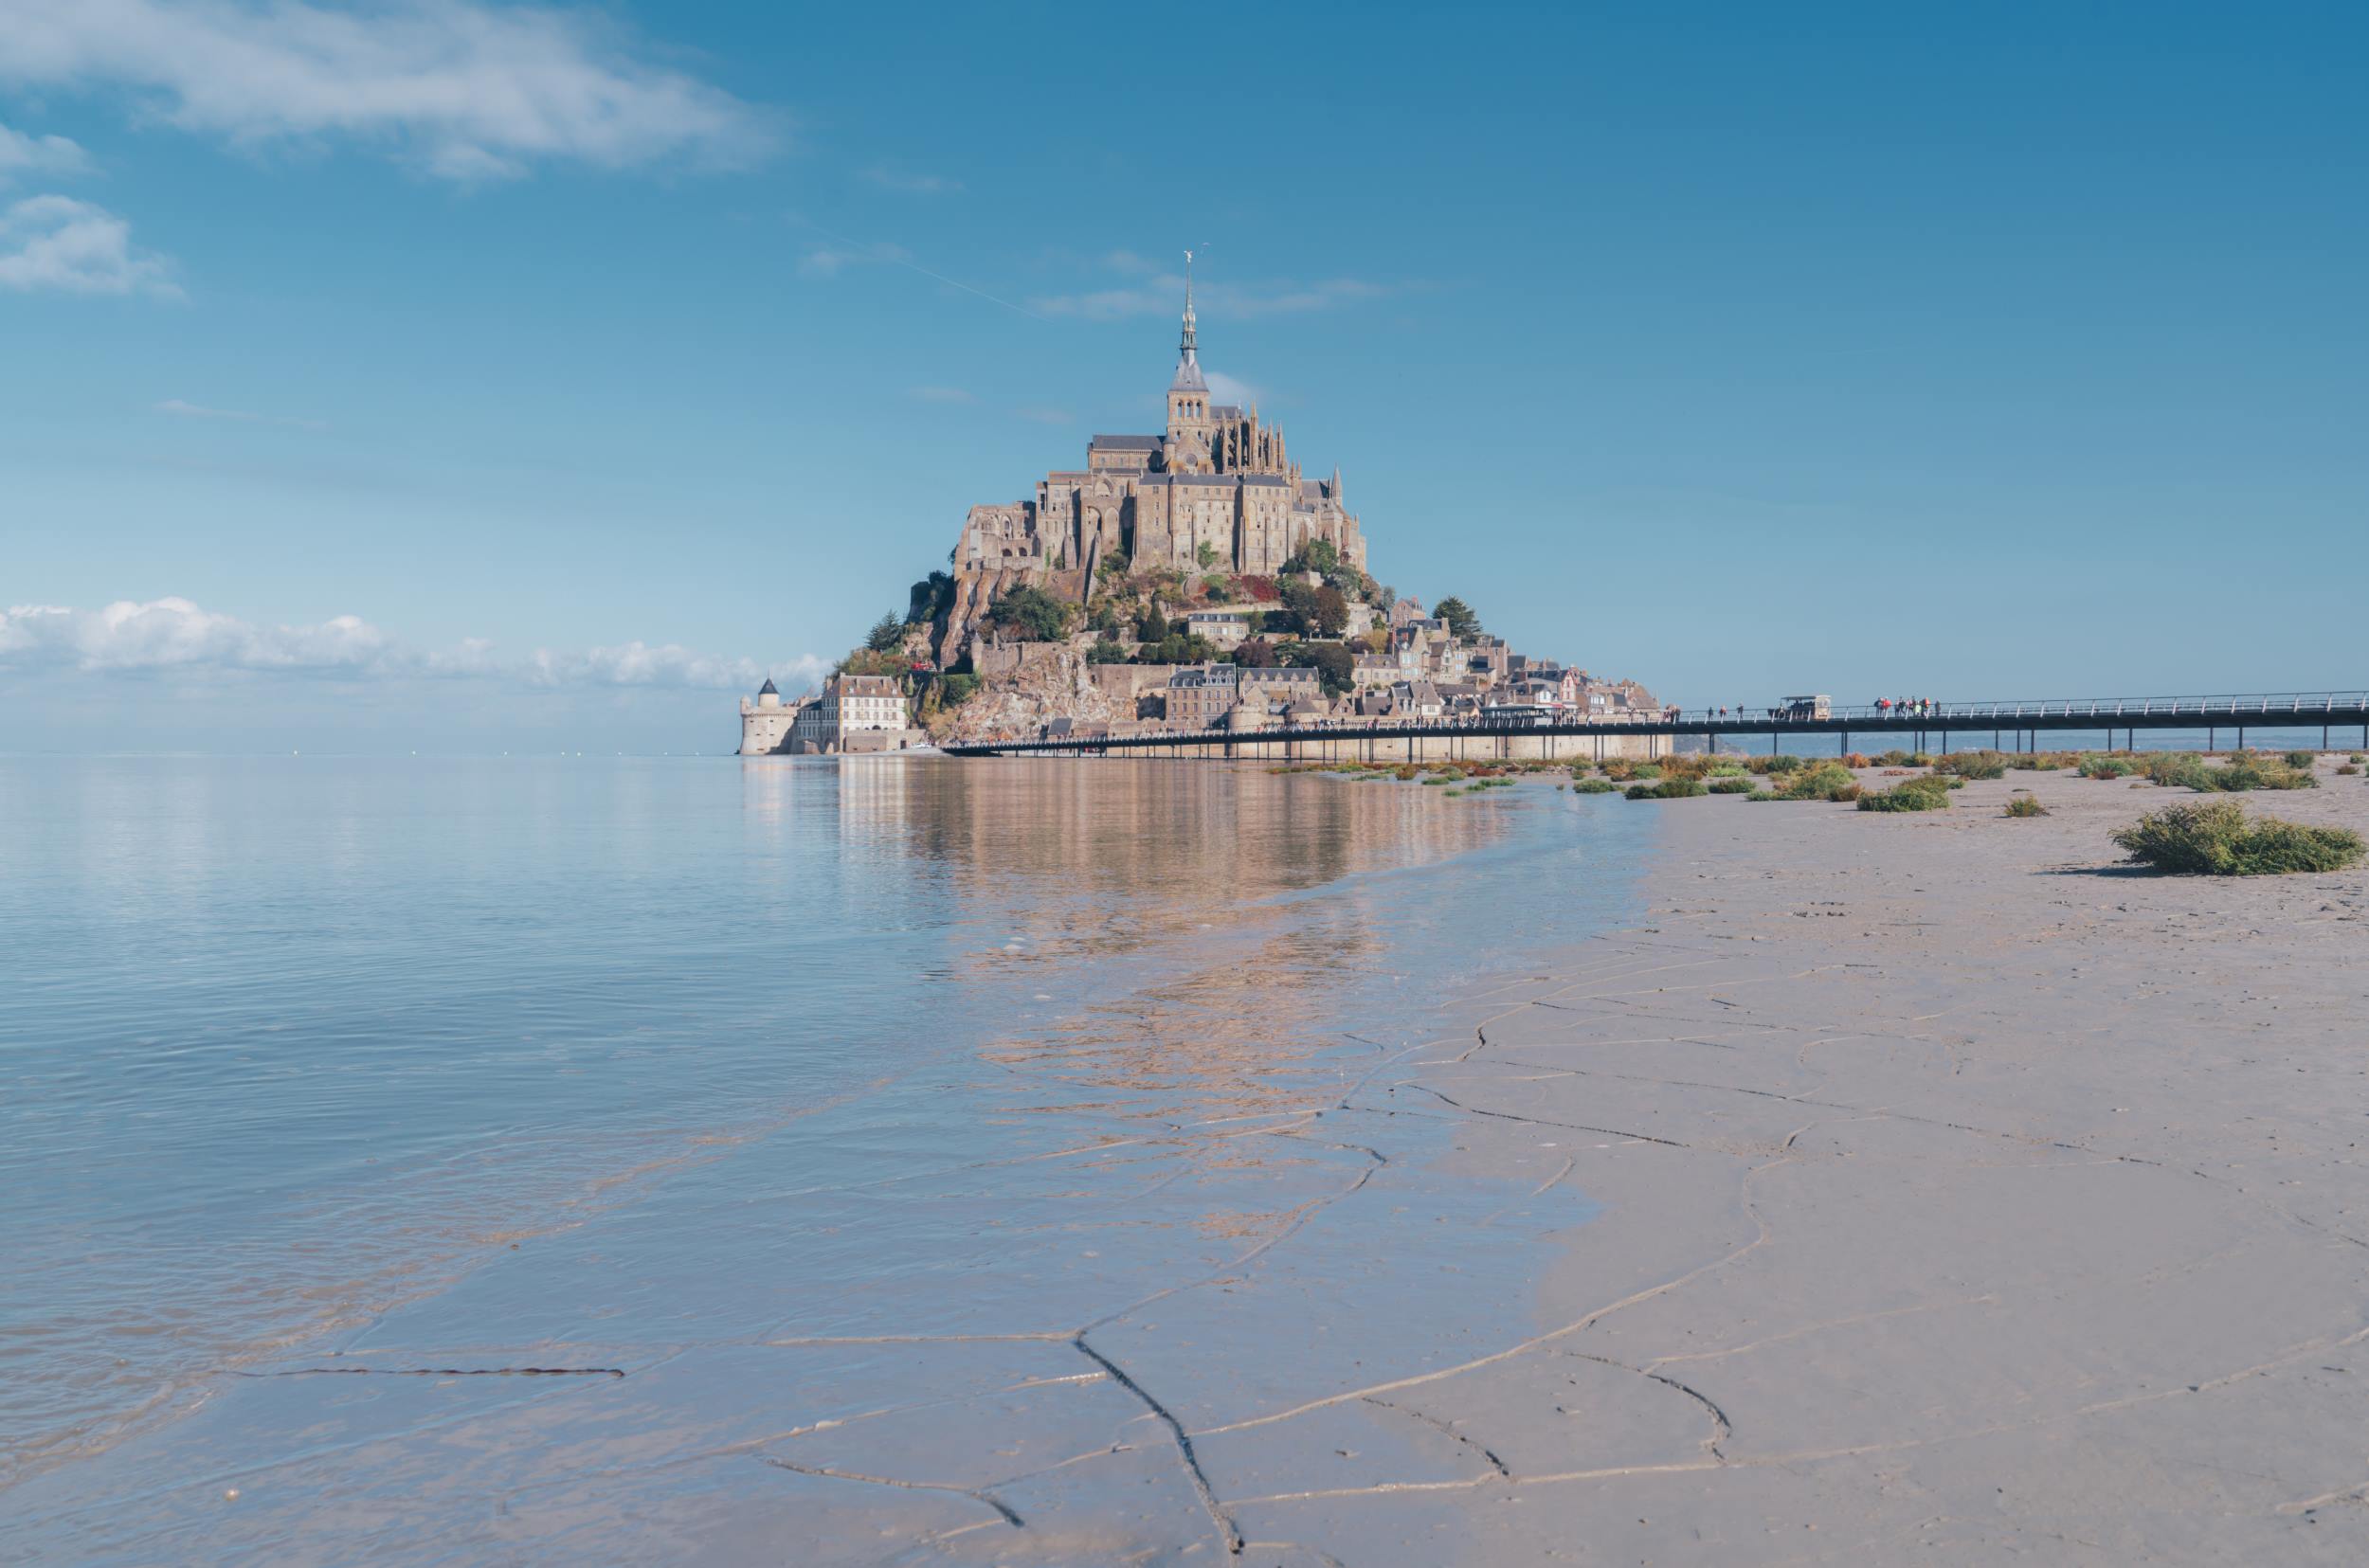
[0,598,389,672]
[0,596,820,693]
[0,194,178,296]
[0,120,90,182]
[860,164,959,196]
[155,397,326,430]
[0,0,774,181]
[1203,370,1261,408]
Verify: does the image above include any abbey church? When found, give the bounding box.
[956,273,1366,582]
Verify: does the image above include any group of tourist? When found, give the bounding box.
[1877,696,1940,716]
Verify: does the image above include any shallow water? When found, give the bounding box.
[1,755,1654,1559]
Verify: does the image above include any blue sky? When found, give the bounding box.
[3,0,2364,751]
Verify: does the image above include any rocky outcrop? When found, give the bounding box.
[930,564,1098,671]
[933,565,1035,669]
[940,642,1130,745]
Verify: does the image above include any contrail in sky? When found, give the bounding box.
[796,219,1045,321]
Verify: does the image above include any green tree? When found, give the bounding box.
[1095,550,1131,582]
[1275,577,1318,636]
[1141,631,1215,665]
[1282,539,1340,577]
[837,648,909,677]
[1313,585,1349,638]
[906,571,954,626]
[1202,575,1232,603]
[1196,540,1220,569]
[1278,640,1354,695]
[1233,637,1277,668]
[987,585,1073,642]
[1435,595,1481,639]
[1086,634,1130,664]
[1139,602,1170,643]
[866,613,906,652]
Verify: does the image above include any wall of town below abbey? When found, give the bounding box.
[739,712,930,756]
[1075,730,1670,764]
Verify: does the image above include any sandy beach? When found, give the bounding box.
[1211,765,2369,1564]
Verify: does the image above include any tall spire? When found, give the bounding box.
[1169,247,1206,393]
[1181,247,1198,356]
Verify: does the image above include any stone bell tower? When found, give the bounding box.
[1163,250,1214,472]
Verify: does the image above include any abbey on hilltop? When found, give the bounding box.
[956,260,1365,585]
[736,259,1663,758]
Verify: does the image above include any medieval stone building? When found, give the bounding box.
[955,273,1365,583]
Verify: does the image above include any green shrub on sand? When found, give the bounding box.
[2078,753,2138,779]
[1625,778,1709,801]
[1574,778,1618,795]
[2221,752,2317,791]
[1708,777,1755,794]
[2146,751,2315,793]
[2003,794,2050,818]
[2284,749,2317,769]
[1936,750,2010,780]
[1778,764,1861,802]
[2111,801,2364,875]
[1745,788,1779,802]
[1857,775,1954,812]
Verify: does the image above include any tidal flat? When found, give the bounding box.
[6,757,2367,1563]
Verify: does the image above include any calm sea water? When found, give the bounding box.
[0,755,1654,1559]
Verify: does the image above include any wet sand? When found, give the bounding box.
[12,762,2369,1563]
[1226,766,2369,1564]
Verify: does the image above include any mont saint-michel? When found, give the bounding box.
[740,275,1655,757]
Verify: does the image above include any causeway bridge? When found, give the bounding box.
[942,691,2369,761]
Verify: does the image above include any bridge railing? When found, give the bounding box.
[1771,691,2369,726]
[968,691,2369,751]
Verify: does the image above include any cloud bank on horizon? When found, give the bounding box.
[0,598,823,693]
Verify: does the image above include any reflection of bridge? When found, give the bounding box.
[945,691,2369,759]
